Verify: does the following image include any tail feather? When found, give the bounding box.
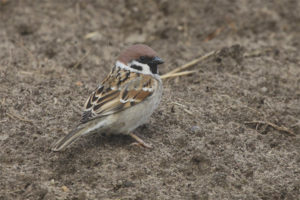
[51,127,86,151]
[51,120,105,151]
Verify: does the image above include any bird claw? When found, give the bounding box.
[130,142,153,149]
[129,133,153,149]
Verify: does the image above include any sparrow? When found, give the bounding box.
[51,44,164,151]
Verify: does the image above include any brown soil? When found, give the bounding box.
[1,0,300,199]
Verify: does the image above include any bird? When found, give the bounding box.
[51,44,164,151]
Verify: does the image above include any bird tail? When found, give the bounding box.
[51,120,105,151]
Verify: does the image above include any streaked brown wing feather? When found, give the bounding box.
[80,67,156,124]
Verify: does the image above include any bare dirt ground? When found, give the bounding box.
[0,0,300,199]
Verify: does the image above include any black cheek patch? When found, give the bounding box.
[130,65,143,71]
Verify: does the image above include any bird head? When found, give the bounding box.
[117,44,164,75]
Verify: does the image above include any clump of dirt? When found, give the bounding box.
[0,0,299,199]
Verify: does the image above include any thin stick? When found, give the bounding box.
[0,119,8,123]
[19,70,47,78]
[7,111,33,123]
[172,102,188,108]
[204,26,224,42]
[161,70,196,79]
[183,108,193,115]
[243,48,273,58]
[164,50,217,76]
[171,101,194,115]
[73,49,90,69]
[244,121,295,136]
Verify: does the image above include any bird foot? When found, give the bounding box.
[129,133,153,149]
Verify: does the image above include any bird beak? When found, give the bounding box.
[152,56,164,65]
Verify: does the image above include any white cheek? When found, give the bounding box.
[115,61,152,75]
[130,61,152,74]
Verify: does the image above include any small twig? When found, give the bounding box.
[0,119,8,123]
[244,120,295,136]
[19,71,33,75]
[53,97,58,105]
[73,49,90,69]
[183,108,193,115]
[204,26,224,42]
[7,111,33,123]
[171,101,194,115]
[243,48,273,58]
[172,102,188,108]
[19,70,48,79]
[161,70,196,79]
[85,32,100,39]
[164,50,217,76]
[1,97,5,105]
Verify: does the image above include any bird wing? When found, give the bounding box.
[80,67,157,124]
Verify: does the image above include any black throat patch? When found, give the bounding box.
[149,63,158,74]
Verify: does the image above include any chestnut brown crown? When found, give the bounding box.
[118,44,159,64]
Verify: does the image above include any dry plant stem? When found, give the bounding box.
[243,48,273,58]
[183,108,193,115]
[171,101,194,115]
[204,26,224,42]
[73,49,90,69]
[7,111,33,123]
[164,50,217,76]
[161,70,196,79]
[85,32,99,39]
[244,121,295,136]
[164,47,275,79]
[172,102,188,108]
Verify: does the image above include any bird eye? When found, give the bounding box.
[140,56,146,61]
[138,56,152,64]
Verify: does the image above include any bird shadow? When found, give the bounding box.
[48,124,154,178]
[49,124,151,157]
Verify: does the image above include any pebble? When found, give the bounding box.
[62,185,69,192]
[261,87,268,93]
[191,126,200,133]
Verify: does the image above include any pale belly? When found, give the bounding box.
[107,87,162,134]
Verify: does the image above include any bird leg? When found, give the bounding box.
[129,133,153,149]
